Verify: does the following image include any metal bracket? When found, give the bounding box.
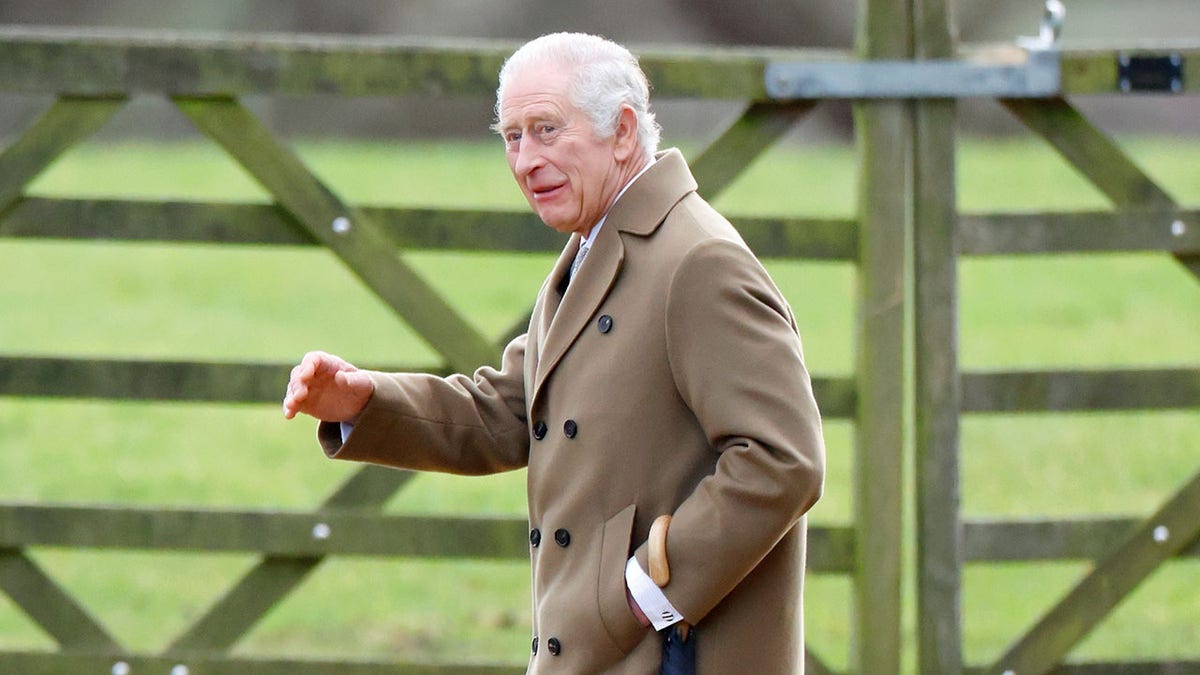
[764,0,1064,100]
[1118,53,1185,93]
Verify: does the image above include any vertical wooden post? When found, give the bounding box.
[912,0,963,672]
[851,0,910,672]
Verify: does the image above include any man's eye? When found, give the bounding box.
[537,124,556,136]
[504,131,522,145]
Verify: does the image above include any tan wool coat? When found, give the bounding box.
[319,149,826,674]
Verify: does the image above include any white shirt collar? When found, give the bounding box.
[580,157,656,249]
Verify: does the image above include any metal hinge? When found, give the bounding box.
[765,0,1065,100]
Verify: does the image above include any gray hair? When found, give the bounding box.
[494,32,661,159]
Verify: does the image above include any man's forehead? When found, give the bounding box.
[498,62,574,119]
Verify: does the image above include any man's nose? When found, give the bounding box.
[513,137,544,177]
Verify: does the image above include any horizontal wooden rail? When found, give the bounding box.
[0,503,855,573]
[0,504,529,559]
[960,208,1200,256]
[964,517,1200,562]
[0,356,443,403]
[0,197,858,260]
[0,27,1196,98]
[0,356,859,418]
[964,661,1200,675]
[0,651,525,675]
[962,368,1200,412]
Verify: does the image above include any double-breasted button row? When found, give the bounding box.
[554,528,571,547]
[529,527,571,548]
[532,419,579,440]
[531,636,562,656]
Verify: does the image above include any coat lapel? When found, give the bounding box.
[533,224,624,403]
[529,149,698,407]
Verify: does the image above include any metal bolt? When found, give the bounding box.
[171,666,189,675]
[332,216,351,234]
[112,662,131,675]
[1153,525,1169,543]
[1003,670,1016,675]
[1172,220,1186,237]
[312,522,332,540]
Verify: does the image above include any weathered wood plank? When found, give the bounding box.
[959,208,1200,256]
[0,503,854,573]
[0,651,525,675]
[988,468,1200,675]
[1,27,1196,99]
[962,368,1200,413]
[913,0,964,672]
[0,505,529,559]
[689,101,818,199]
[967,661,1200,675]
[850,0,911,672]
[174,96,497,374]
[0,549,120,650]
[0,26,787,99]
[0,97,124,213]
[964,517,1200,562]
[0,356,857,418]
[0,356,296,402]
[1055,45,1200,95]
[0,197,858,259]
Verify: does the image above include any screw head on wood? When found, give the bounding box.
[1153,525,1169,543]
[1172,220,1187,237]
[111,663,131,675]
[313,522,332,540]
[332,216,352,234]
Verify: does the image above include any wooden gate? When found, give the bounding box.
[0,1,1197,672]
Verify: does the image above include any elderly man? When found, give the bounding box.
[284,32,824,673]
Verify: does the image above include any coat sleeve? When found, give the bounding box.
[636,237,825,623]
[318,333,531,475]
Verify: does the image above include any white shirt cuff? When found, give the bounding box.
[339,421,355,444]
[625,556,684,631]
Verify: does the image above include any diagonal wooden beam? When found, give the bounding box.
[987,467,1200,675]
[0,548,121,650]
[1001,97,1200,284]
[689,100,818,200]
[172,96,496,375]
[0,96,124,215]
[166,467,416,652]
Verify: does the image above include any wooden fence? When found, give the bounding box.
[0,0,1197,672]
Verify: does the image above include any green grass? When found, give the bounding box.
[1,135,1198,670]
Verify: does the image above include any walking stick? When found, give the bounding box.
[649,515,696,674]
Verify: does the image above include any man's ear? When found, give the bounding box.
[612,105,640,162]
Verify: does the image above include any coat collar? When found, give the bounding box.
[531,149,698,405]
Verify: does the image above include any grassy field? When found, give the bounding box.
[0,134,1198,670]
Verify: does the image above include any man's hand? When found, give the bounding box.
[283,351,375,422]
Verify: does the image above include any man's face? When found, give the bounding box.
[498,62,624,236]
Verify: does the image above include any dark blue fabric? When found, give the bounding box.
[660,625,696,675]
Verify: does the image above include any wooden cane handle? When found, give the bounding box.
[648,514,672,587]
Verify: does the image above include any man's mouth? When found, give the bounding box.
[530,183,565,202]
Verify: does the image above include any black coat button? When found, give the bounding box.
[598,314,613,333]
[532,636,538,654]
[563,419,578,438]
[554,528,571,547]
[547,637,562,656]
[530,528,541,547]
[532,421,547,440]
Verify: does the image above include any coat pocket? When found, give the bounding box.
[596,503,646,655]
